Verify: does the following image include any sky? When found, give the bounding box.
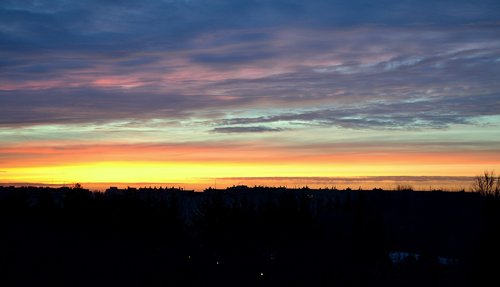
[1,0,499,190]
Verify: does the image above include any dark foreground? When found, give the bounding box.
[0,185,499,286]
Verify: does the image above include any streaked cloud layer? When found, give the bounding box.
[1,0,499,186]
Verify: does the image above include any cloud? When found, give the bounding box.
[216,176,475,183]
[212,93,499,130]
[191,50,276,66]
[0,1,499,131]
[1,1,499,54]
[211,176,476,190]
[211,126,283,133]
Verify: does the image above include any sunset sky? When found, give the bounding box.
[1,0,499,189]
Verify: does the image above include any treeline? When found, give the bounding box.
[0,186,498,286]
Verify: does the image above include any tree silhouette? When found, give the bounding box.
[472,171,500,198]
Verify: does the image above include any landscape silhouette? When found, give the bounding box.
[1,173,499,286]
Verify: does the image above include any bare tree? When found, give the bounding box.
[472,171,500,198]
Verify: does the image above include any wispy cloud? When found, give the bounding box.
[211,126,283,133]
[1,25,499,129]
[213,93,499,130]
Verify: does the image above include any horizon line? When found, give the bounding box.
[0,175,476,192]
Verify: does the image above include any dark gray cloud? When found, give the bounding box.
[211,126,283,133]
[0,87,254,127]
[218,176,474,183]
[213,176,476,190]
[192,50,276,66]
[214,93,499,130]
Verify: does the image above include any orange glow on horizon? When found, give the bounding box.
[0,160,496,185]
[1,142,498,186]
[1,142,499,166]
